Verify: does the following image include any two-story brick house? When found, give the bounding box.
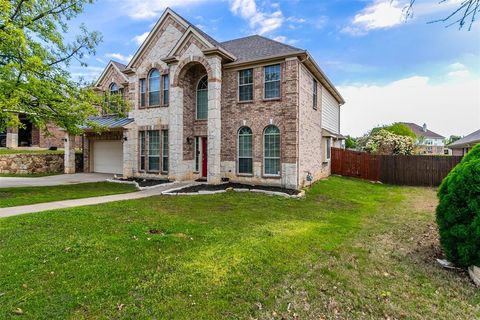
[72,8,345,189]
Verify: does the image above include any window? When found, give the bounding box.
[110,83,119,95]
[326,138,331,161]
[264,64,281,99]
[238,127,253,174]
[162,130,169,173]
[264,125,280,175]
[139,131,146,171]
[196,75,208,119]
[238,69,253,101]
[162,74,169,105]
[313,78,318,109]
[148,69,160,106]
[140,79,146,108]
[148,130,160,171]
[195,137,200,172]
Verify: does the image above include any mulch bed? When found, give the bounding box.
[174,182,300,195]
[117,177,171,188]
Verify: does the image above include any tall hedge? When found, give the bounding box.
[436,144,480,267]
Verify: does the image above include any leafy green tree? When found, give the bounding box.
[0,0,105,134]
[384,123,416,139]
[436,144,480,267]
[345,135,358,149]
[445,135,462,145]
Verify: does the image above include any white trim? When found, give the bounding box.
[166,26,215,58]
[237,126,253,175]
[263,64,281,100]
[263,125,281,177]
[237,68,254,102]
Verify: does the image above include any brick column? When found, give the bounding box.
[122,128,134,178]
[206,55,222,184]
[64,133,76,174]
[6,127,18,148]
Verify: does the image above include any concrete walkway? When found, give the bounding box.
[0,173,113,188]
[0,182,191,218]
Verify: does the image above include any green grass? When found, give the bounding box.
[0,177,478,319]
[0,172,62,178]
[0,149,64,155]
[0,182,137,208]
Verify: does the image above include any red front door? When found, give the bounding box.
[201,137,208,177]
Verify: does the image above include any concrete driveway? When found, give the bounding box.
[0,173,113,188]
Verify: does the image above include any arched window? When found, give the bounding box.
[148,69,160,106]
[196,75,208,120]
[109,83,119,95]
[264,125,280,175]
[238,127,253,174]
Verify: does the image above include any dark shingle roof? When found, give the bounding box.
[449,129,480,148]
[400,122,445,139]
[81,116,134,130]
[220,35,305,63]
[112,61,127,71]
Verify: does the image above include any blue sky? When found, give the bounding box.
[68,0,480,137]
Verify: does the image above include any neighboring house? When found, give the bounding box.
[401,122,445,155]
[74,8,345,189]
[448,129,480,156]
[2,113,82,149]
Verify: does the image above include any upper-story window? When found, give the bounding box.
[110,82,119,95]
[238,69,253,101]
[148,69,160,106]
[196,75,208,120]
[313,78,318,110]
[162,74,169,105]
[264,64,281,99]
[140,79,146,108]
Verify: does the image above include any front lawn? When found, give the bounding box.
[0,149,64,155]
[0,177,478,319]
[0,182,137,208]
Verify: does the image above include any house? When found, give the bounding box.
[448,129,480,156]
[66,8,345,189]
[400,122,445,155]
[2,113,82,149]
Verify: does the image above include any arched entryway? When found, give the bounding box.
[176,61,209,179]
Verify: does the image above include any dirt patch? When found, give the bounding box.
[0,192,13,199]
[148,229,165,235]
[116,177,170,188]
[173,182,300,196]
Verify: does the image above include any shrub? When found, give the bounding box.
[364,129,415,155]
[436,144,480,267]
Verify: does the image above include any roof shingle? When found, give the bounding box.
[400,122,445,139]
[449,129,480,148]
[220,35,305,63]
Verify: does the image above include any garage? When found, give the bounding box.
[92,140,123,174]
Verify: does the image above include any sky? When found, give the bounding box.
[67,0,480,138]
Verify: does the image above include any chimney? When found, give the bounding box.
[422,123,427,132]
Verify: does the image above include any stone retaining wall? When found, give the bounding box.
[0,153,83,174]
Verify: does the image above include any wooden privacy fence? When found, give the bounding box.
[331,148,463,186]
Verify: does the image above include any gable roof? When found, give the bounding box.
[448,129,480,148]
[95,60,128,87]
[221,35,304,63]
[400,122,445,139]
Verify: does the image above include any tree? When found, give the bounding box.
[345,135,358,149]
[405,0,480,30]
[385,123,416,139]
[445,135,462,145]
[363,129,415,155]
[436,144,480,267]
[0,0,105,135]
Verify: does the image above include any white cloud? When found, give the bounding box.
[105,53,133,63]
[339,70,480,137]
[342,0,405,35]
[229,0,284,34]
[121,0,210,19]
[70,66,105,82]
[132,32,150,45]
[273,36,299,45]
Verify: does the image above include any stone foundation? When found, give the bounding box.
[0,153,83,174]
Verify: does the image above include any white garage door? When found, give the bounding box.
[93,140,123,174]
